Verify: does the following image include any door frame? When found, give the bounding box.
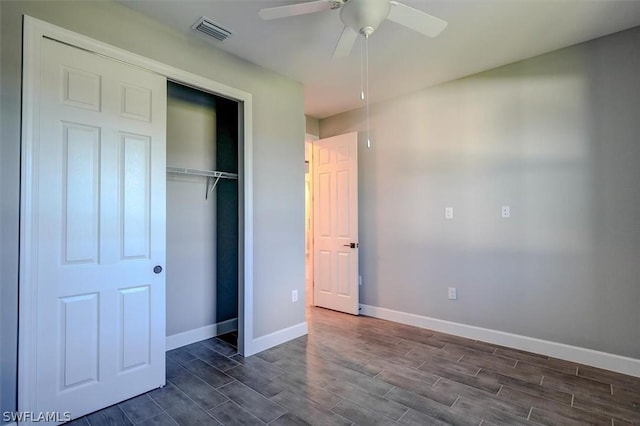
[304,133,318,307]
[19,15,256,414]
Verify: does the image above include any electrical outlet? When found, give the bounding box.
[359,275,363,286]
[501,205,511,218]
[445,207,454,220]
[448,287,457,300]
[292,290,298,302]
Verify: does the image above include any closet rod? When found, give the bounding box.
[166,166,238,180]
[167,166,238,199]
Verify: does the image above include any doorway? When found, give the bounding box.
[308,132,360,315]
[19,16,255,419]
[166,82,240,350]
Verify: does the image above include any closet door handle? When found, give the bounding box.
[153,265,163,274]
[343,243,359,248]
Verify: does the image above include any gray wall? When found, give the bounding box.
[215,97,240,325]
[0,1,305,419]
[167,83,220,336]
[305,115,320,138]
[320,26,640,359]
[1,1,19,421]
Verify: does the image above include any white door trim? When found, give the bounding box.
[305,133,318,307]
[20,15,256,416]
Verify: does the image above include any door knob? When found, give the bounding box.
[153,265,163,274]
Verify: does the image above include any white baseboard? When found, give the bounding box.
[360,304,640,378]
[165,318,238,351]
[246,321,308,356]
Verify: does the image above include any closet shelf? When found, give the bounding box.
[167,166,238,180]
[167,166,238,199]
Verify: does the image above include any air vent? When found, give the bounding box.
[191,17,232,42]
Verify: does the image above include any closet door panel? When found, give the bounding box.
[120,133,151,260]
[28,37,167,419]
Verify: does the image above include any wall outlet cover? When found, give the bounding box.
[448,287,457,300]
[501,205,511,218]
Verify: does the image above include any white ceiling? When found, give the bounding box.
[120,0,640,119]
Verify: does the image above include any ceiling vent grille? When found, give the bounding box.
[191,17,232,42]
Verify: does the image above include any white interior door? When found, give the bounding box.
[313,132,359,315]
[32,38,166,419]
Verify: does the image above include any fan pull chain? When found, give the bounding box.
[365,33,371,148]
[360,36,365,101]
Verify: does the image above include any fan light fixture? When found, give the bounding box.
[259,0,448,147]
[341,0,390,37]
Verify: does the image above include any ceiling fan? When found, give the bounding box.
[258,0,448,58]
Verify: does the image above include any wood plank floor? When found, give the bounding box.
[68,307,640,425]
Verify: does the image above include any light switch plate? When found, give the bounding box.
[445,207,454,220]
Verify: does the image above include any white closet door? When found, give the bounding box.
[34,38,166,419]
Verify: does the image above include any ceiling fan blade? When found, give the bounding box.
[258,0,338,21]
[387,1,448,37]
[333,26,358,59]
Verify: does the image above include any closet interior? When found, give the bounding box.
[166,81,240,350]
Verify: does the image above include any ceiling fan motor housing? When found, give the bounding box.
[340,0,391,36]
